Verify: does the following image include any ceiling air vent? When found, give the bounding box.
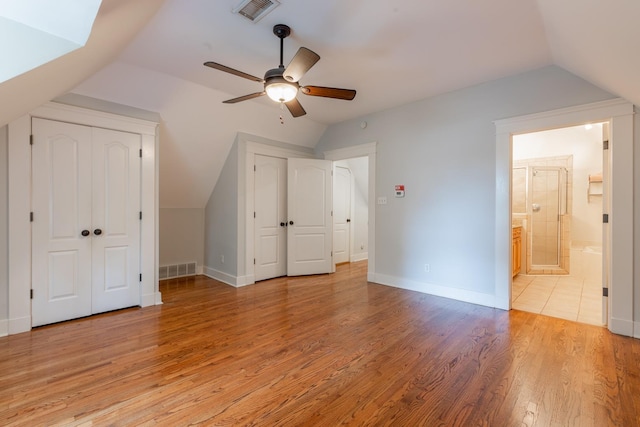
[233,0,280,23]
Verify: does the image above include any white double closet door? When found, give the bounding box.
[254,155,333,281]
[31,118,141,327]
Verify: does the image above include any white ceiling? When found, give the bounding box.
[115,0,553,125]
[2,0,640,208]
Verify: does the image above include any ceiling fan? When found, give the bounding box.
[204,24,356,118]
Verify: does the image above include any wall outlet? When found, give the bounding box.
[221,255,225,264]
[377,196,387,205]
[424,264,430,273]
[360,244,364,250]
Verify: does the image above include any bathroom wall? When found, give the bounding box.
[513,123,603,247]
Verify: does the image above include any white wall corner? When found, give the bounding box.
[0,319,7,337]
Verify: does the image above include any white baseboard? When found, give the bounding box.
[236,275,254,287]
[0,319,7,337]
[369,273,500,309]
[609,317,635,338]
[350,252,368,262]
[9,316,31,335]
[141,291,163,307]
[203,266,246,287]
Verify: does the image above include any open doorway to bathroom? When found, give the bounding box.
[511,122,607,326]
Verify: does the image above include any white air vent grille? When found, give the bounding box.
[159,262,197,280]
[233,0,280,22]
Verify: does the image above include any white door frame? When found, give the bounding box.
[7,102,159,335]
[333,165,352,265]
[494,98,634,337]
[240,134,315,286]
[324,142,377,282]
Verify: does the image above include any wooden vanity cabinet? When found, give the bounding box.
[512,226,522,277]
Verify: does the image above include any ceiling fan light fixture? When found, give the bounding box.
[265,79,298,103]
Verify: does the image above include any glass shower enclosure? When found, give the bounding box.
[529,166,568,270]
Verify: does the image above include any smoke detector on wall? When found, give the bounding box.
[232,0,280,22]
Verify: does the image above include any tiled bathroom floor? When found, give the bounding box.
[512,274,603,326]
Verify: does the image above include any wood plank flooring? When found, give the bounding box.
[1,261,639,426]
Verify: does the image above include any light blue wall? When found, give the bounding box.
[0,125,8,327]
[204,141,239,276]
[159,208,205,268]
[316,65,615,297]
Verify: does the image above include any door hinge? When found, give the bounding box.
[139,148,142,158]
[253,258,256,265]
[603,140,609,150]
[254,164,256,172]
[29,135,34,145]
[603,214,609,224]
[30,289,33,299]
[139,211,142,220]
[254,212,256,218]
[30,212,34,222]
[603,287,609,297]
[139,273,142,282]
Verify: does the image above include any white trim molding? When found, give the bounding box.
[7,102,160,335]
[495,98,635,337]
[370,273,498,308]
[324,142,377,280]
[203,266,252,288]
[239,133,315,285]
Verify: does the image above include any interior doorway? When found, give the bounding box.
[333,157,369,266]
[510,123,607,326]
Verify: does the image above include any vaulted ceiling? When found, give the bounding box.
[1,0,639,208]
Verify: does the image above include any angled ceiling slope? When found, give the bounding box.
[0,0,102,83]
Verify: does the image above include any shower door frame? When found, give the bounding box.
[528,165,569,273]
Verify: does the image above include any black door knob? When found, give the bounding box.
[94,229,102,236]
[280,222,285,227]
[289,220,294,226]
[346,219,351,223]
[81,230,90,237]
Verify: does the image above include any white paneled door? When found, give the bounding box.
[333,166,351,264]
[287,158,333,276]
[31,118,141,327]
[254,155,287,281]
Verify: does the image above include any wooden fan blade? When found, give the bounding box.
[283,48,320,82]
[223,92,266,104]
[300,86,356,100]
[285,98,306,117]
[204,61,263,82]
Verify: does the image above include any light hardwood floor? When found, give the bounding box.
[1,261,639,426]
